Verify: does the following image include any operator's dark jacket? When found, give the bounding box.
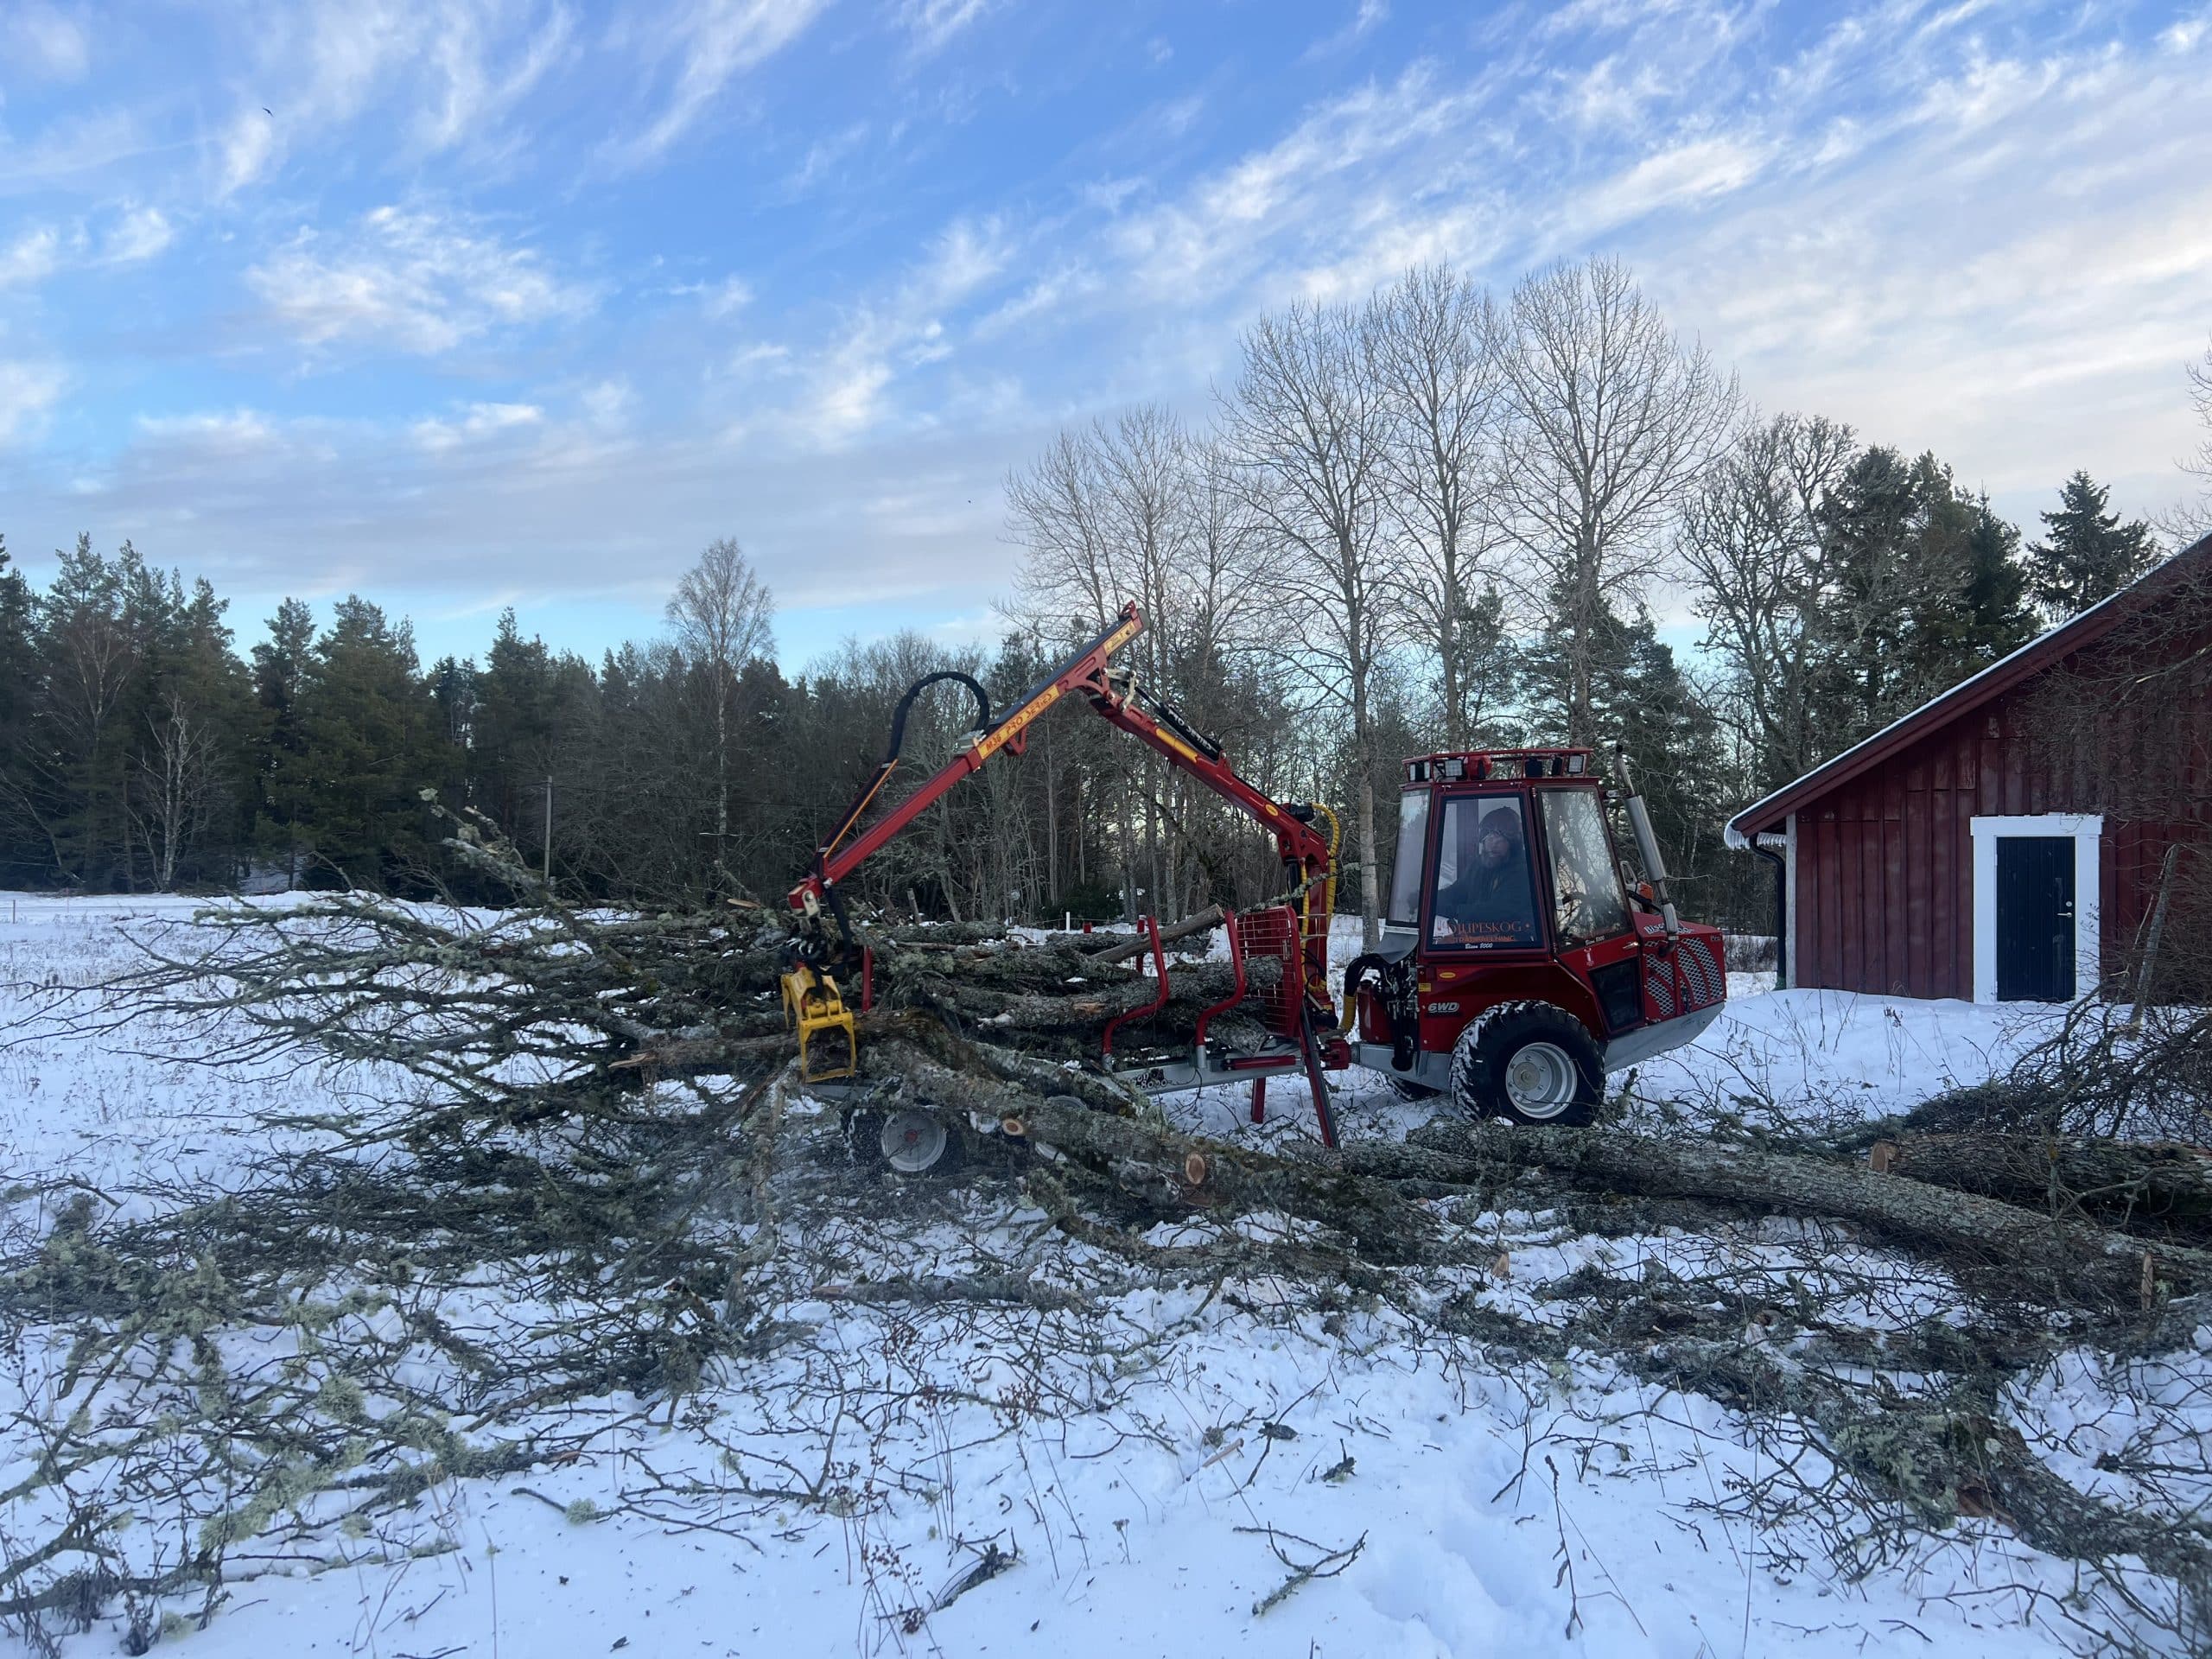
[1433,854,1537,942]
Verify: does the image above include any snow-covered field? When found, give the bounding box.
[0,897,2198,1659]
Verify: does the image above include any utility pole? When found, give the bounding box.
[543,774,554,887]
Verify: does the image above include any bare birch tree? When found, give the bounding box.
[666,537,774,891]
[1679,412,1856,791]
[1371,264,1511,747]
[1008,408,1269,919]
[130,691,226,891]
[1498,257,1736,744]
[1220,300,1400,949]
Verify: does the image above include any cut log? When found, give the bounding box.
[1080,906,1226,966]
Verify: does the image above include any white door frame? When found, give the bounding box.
[1969,814,2102,1004]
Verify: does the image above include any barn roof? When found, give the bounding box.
[1723,529,2212,850]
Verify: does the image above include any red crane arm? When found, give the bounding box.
[787,601,1333,921]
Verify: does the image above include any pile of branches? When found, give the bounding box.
[68,817,1275,1143]
[0,818,2206,1653]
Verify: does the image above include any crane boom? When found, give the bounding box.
[781,602,1340,1086]
[788,601,1333,917]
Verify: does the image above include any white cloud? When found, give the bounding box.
[3,3,91,79]
[580,379,635,429]
[247,206,592,354]
[135,410,279,454]
[0,361,66,446]
[213,0,579,197]
[802,218,1011,442]
[702,276,753,319]
[1304,0,1389,60]
[218,110,281,198]
[411,401,545,450]
[0,228,61,288]
[414,3,575,153]
[613,0,833,166]
[1557,135,1769,239]
[899,0,993,55]
[103,207,175,265]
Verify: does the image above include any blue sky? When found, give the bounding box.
[2,0,2209,671]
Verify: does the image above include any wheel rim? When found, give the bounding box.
[880,1109,949,1173]
[1503,1042,1579,1119]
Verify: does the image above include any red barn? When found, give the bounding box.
[1725,534,2212,1003]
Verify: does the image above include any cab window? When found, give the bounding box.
[1539,788,1631,945]
[1385,790,1429,927]
[1427,795,1541,948]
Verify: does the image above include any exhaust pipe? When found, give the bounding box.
[1614,747,1679,940]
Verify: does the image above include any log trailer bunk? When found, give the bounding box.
[783,602,1725,1170]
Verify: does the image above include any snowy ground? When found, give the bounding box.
[0,897,2197,1659]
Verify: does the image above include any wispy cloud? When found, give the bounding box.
[0,361,66,446]
[1304,0,1389,60]
[2,3,91,80]
[804,217,1011,442]
[214,0,580,197]
[0,228,61,289]
[103,207,175,265]
[135,409,280,454]
[411,400,545,451]
[610,0,832,166]
[899,0,995,56]
[1557,135,1769,240]
[247,207,593,354]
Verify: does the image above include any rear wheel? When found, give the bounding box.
[847,1107,967,1176]
[1450,1003,1602,1127]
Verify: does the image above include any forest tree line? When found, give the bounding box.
[0,257,2195,933]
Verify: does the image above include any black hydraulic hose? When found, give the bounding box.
[817,670,995,874]
[1343,950,1419,1070]
[882,670,992,764]
[1750,839,1787,988]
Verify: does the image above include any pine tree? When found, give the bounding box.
[251,598,319,887]
[0,537,42,886]
[2026,471,2161,621]
[287,597,448,890]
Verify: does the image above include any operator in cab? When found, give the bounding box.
[1433,805,1539,945]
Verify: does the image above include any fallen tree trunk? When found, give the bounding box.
[1875,1132,2212,1238]
[887,955,1277,1031]
[1408,1117,2212,1306]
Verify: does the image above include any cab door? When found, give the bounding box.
[1533,785,1646,1037]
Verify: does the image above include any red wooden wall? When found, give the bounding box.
[1792,643,2212,1000]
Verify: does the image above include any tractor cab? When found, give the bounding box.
[1345,747,1726,1123]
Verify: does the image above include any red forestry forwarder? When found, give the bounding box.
[784,603,1726,1172]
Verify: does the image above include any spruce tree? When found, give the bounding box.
[2026,471,2160,621]
[1958,497,2035,660]
[0,537,41,886]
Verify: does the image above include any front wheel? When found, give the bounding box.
[1449,1002,1603,1127]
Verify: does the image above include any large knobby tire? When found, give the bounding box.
[1449,1001,1603,1128]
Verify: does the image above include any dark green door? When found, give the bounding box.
[1996,836,2075,1002]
